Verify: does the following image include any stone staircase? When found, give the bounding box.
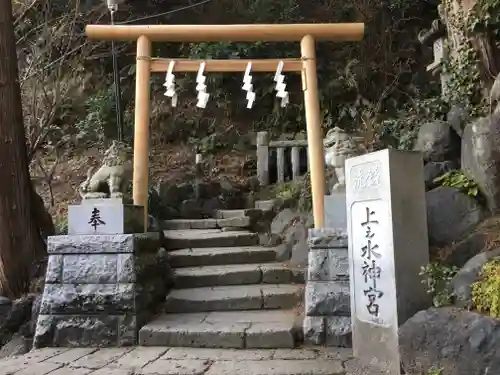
[139,208,305,349]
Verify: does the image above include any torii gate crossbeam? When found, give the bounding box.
[85,23,365,229]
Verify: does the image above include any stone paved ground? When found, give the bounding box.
[0,346,376,375]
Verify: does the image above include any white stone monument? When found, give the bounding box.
[345,149,430,374]
[68,198,144,235]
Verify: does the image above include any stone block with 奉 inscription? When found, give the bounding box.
[68,200,144,235]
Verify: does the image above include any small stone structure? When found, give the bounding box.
[303,228,351,347]
[256,132,309,186]
[33,199,168,348]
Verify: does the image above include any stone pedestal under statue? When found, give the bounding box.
[33,199,168,348]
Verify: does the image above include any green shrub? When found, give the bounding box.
[420,263,458,307]
[433,170,479,198]
[472,259,500,317]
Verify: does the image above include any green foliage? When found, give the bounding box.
[380,96,449,150]
[188,134,227,154]
[275,181,302,202]
[75,88,133,144]
[472,259,500,317]
[420,262,458,307]
[54,216,68,235]
[273,178,312,212]
[427,367,444,375]
[469,0,500,35]
[442,44,483,115]
[433,170,479,198]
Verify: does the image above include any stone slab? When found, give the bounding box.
[70,348,133,369]
[163,219,218,230]
[305,281,350,316]
[140,359,211,375]
[174,264,262,288]
[325,192,347,231]
[34,314,137,347]
[140,321,249,348]
[140,310,300,349]
[245,322,295,348]
[262,285,304,309]
[303,316,325,345]
[47,233,160,254]
[345,149,430,374]
[109,347,168,370]
[204,360,345,375]
[163,229,259,250]
[39,284,135,314]
[160,347,274,361]
[173,263,293,288]
[0,347,355,375]
[164,284,302,313]
[168,247,277,268]
[326,316,352,348]
[307,248,349,282]
[164,285,263,313]
[214,209,247,219]
[68,203,144,235]
[308,228,348,248]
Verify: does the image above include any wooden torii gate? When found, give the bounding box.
[85,23,365,229]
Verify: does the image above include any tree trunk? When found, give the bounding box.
[0,0,46,298]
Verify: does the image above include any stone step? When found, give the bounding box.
[164,284,303,313]
[255,199,278,211]
[139,309,302,349]
[169,246,278,268]
[214,209,248,219]
[163,229,259,250]
[173,263,294,288]
[162,216,251,230]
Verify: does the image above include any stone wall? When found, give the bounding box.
[33,233,170,348]
[303,228,351,347]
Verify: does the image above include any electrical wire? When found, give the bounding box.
[117,0,214,25]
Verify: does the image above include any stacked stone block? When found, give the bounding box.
[303,227,351,347]
[34,201,170,348]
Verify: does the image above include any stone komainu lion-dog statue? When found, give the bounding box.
[324,127,366,192]
[79,140,132,199]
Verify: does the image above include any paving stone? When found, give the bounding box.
[139,359,211,375]
[46,348,98,364]
[160,348,274,361]
[46,367,92,375]
[20,348,70,363]
[164,285,263,313]
[272,349,319,360]
[90,368,135,375]
[71,348,133,369]
[0,360,62,375]
[109,347,168,370]
[168,247,277,268]
[245,322,295,348]
[163,230,259,250]
[204,359,345,375]
[174,264,262,288]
